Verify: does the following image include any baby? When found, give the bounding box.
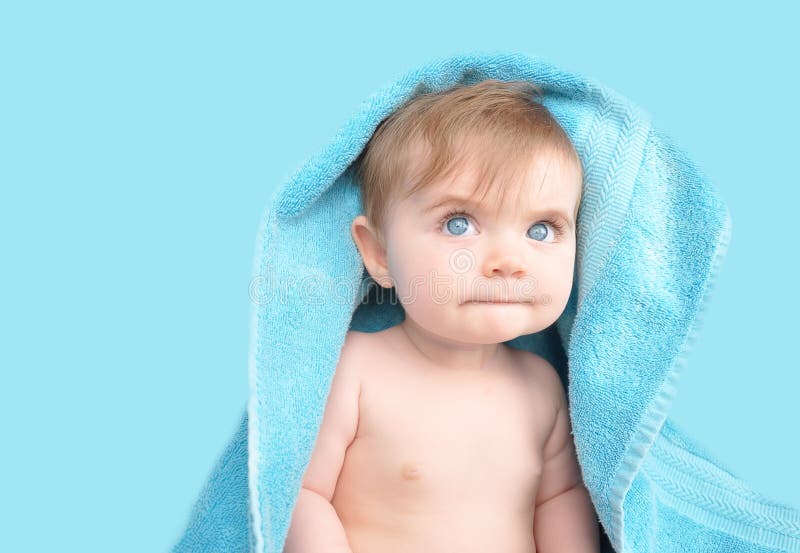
[284,80,600,552]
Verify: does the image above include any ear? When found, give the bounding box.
[351,215,393,289]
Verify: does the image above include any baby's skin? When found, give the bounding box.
[284,150,600,552]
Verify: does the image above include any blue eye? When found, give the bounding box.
[527,222,556,242]
[440,211,477,236]
[446,216,469,235]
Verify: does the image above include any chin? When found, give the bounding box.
[452,323,530,345]
[477,316,555,343]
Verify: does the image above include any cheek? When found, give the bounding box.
[386,234,444,283]
[385,240,427,294]
[385,236,409,272]
[537,256,575,307]
[386,241,462,306]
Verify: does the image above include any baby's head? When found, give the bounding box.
[351,79,583,345]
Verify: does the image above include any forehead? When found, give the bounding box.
[409,152,582,218]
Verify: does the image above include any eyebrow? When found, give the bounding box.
[424,195,576,227]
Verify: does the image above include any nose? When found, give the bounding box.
[481,240,527,279]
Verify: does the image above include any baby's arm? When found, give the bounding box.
[283,334,362,553]
[532,362,599,552]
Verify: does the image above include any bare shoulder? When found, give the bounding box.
[505,346,567,415]
[342,328,370,352]
[323,330,370,407]
[339,328,389,380]
[342,328,386,358]
[338,329,370,375]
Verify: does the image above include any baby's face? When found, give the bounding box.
[379,154,581,345]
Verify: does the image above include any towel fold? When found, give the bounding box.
[171,51,800,553]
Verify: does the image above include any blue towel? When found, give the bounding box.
[171,51,800,553]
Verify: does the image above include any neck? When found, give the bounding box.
[398,317,502,372]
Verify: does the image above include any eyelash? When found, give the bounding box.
[437,209,567,238]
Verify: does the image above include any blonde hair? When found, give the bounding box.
[353,79,583,245]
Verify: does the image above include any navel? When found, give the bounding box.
[400,462,422,481]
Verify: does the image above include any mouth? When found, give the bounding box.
[463,299,532,305]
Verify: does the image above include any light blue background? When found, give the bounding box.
[1,2,798,551]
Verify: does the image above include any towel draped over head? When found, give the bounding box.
[172,51,800,553]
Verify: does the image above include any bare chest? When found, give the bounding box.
[331,345,554,553]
